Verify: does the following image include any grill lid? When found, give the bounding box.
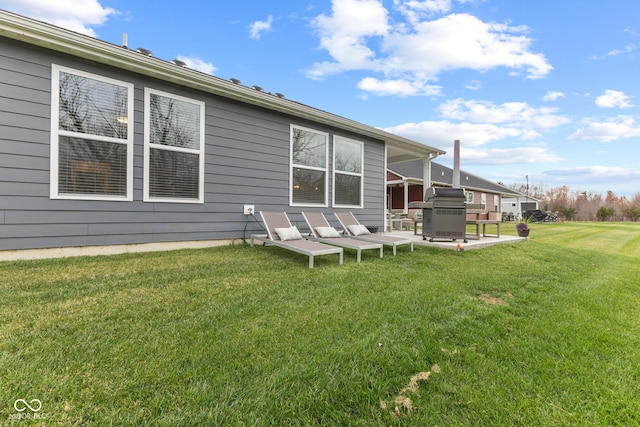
[424,187,465,200]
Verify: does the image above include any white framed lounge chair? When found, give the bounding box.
[250,211,343,268]
[334,212,414,255]
[302,212,383,262]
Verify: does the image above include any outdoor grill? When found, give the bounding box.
[409,187,467,242]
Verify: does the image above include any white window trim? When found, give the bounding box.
[332,135,364,209]
[50,64,134,201]
[466,191,475,203]
[143,88,205,204]
[289,124,329,207]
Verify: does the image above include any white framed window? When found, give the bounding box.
[50,65,134,200]
[144,88,205,203]
[466,191,475,203]
[333,136,363,208]
[290,125,328,206]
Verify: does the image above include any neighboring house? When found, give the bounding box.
[387,160,534,219]
[0,10,444,257]
[501,195,540,220]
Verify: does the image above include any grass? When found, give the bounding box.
[1,222,640,425]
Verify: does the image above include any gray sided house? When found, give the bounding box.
[387,160,530,217]
[0,10,444,258]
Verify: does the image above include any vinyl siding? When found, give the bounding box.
[0,37,386,251]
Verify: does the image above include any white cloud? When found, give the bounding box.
[175,56,217,75]
[382,14,551,78]
[357,76,441,96]
[308,2,552,93]
[543,91,565,102]
[384,97,568,166]
[487,165,640,197]
[384,120,537,148]
[462,146,563,165]
[550,165,639,178]
[589,43,636,60]
[607,43,636,56]
[595,90,633,108]
[308,0,389,79]
[401,0,454,14]
[249,15,274,40]
[393,0,477,25]
[464,80,482,90]
[541,165,640,193]
[568,115,640,142]
[394,0,453,25]
[438,99,570,128]
[0,0,117,36]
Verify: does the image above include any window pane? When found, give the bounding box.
[292,168,325,205]
[335,173,361,206]
[292,128,326,168]
[58,136,127,196]
[149,94,201,150]
[149,148,199,199]
[58,71,129,139]
[335,139,362,173]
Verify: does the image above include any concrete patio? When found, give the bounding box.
[384,229,526,250]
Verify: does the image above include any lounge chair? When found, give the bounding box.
[334,212,414,255]
[302,212,383,262]
[250,211,343,268]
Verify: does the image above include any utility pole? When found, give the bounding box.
[525,175,529,218]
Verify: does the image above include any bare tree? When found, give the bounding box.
[292,128,326,168]
[509,178,640,222]
[57,71,129,195]
[148,94,200,199]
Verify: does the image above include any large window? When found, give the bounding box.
[144,89,205,203]
[333,136,363,207]
[290,125,328,206]
[50,65,133,200]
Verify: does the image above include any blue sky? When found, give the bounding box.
[2,0,639,197]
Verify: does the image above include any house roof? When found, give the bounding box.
[0,9,445,162]
[388,159,527,198]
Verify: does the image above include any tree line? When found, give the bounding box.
[508,183,640,222]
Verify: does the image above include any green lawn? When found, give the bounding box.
[1,222,640,426]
